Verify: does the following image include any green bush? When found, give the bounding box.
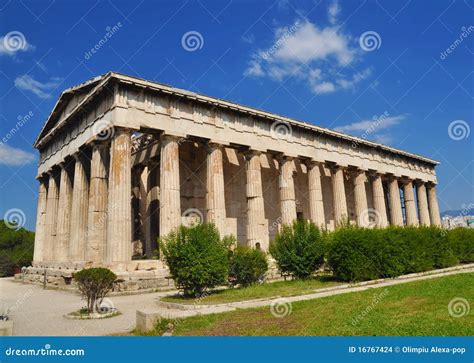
[270,220,325,279]
[447,228,474,263]
[327,225,465,282]
[0,220,34,277]
[160,223,230,297]
[74,267,117,313]
[229,247,268,286]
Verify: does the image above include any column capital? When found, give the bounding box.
[304,159,322,168]
[160,132,185,143]
[242,149,262,160]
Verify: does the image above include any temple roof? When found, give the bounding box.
[34,71,439,166]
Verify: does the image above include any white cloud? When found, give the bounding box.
[0,32,35,56]
[335,115,405,133]
[14,75,62,99]
[0,144,36,166]
[328,0,340,25]
[244,2,370,95]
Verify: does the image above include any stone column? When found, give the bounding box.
[159,135,182,237]
[371,174,388,227]
[43,169,59,261]
[403,180,418,226]
[416,181,431,226]
[427,184,441,226]
[69,154,89,261]
[206,143,226,237]
[388,177,404,226]
[331,165,348,226]
[88,142,109,262]
[55,163,73,261]
[279,156,297,226]
[106,128,132,262]
[246,151,266,249]
[138,165,152,257]
[307,161,325,228]
[353,170,369,227]
[33,176,48,263]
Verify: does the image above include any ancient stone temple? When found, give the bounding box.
[25,72,441,291]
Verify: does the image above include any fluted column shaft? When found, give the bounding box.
[138,166,152,257]
[55,164,73,261]
[279,157,297,226]
[353,170,369,227]
[246,151,266,249]
[307,162,325,228]
[159,135,181,237]
[206,143,226,237]
[416,182,431,226]
[427,184,441,226]
[106,129,132,262]
[371,174,388,227]
[404,181,418,226]
[69,154,89,261]
[388,178,404,226]
[88,143,109,262]
[33,177,48,262]
[331,166,348,226]
[44,170,59,261]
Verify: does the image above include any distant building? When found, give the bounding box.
[442,215,474,229]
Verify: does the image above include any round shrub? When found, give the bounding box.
[270,220,325,279]
[229,247,268,286]
[160,223,229,297]
[74,267,117,313]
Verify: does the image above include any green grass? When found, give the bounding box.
[161,275,340,305]
[145,273,474,336]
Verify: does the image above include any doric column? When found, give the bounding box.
[138,165,152,257]
[416,181,431,226]
[106,128,132,262]
[330,165,348,226]
[245,151,266,249]
[43,169,59,261]
[88,142,109,262]
[427,183,441,226]
[206,142,226,237]
[371,174,388,227]
[33,176,48,263]
[403,180,418,226]
[388,177,404,226]
[279,156,297,226]
[69,154,89,261]
[55,163,73,261]
[353,170,369,227]
[307,161,325,228]
[159,135,182,237]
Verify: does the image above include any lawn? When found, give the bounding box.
[161,275,341,304]
[146,273,474,336]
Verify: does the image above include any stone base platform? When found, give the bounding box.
[15,260,175,294]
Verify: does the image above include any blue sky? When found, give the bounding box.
[0,0,472,230]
